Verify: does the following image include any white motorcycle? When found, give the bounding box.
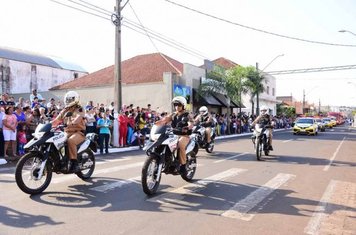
[15,123,97,195]
[251,124,273,161]
[141,124,197,195]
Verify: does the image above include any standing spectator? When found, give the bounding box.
[0,101,6,161]
[97,112,112,154]
[47,98,57,114]
[127,113,135,145]
[39,107,49,123]
[3,106,18,160]
[27,108,41,140]
[85,101,94,110]
[85,107,97,134]
[29,89,44,103]
[14,105,26,130]
[118,111,129,147]
[17,97,26,108]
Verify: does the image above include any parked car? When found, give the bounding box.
[322,118,333,128]
[314,118,326,132]
[293,118,318,135]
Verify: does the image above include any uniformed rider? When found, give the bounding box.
[194,106,213,147]
[251,105,274,150]
[155,96,193,174]
[52,91,86,172]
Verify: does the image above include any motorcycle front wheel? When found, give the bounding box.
[76,149,95,180]
[255,139,262,161]
[181,152,197,181]
[141,155,161,195]
[205,139,214,153]
[15,152,53,195]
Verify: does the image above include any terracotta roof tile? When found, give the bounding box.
[212,57,239,69]
[50,53,183,90]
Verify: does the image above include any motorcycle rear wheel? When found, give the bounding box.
[76,149,95,180]
[15,152,53,195]
[141,155,161,195]
[181,152,197,181]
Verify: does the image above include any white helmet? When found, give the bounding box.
[64,91,80,108]
[199,106,208,116]
[260,105,269,113]
[172,96,187,109]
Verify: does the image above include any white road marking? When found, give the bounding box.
[90,176,141,193]
[52,162,143,184]
[0,173,14,178]
[148,168,247,203]
[214,152,248,163]
[282,139,293,143]
[323,137,345,171]
[221,173,296,221]
[96,157,132,165]
[305,180,356,234]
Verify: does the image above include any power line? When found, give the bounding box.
[266,64,356,75]
[49,0,209,60]
[77,0,114,15]
[49,0,111,21]
[164,0,356,48]
[123,18,208,59]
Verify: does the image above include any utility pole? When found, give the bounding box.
[302,89,305,115]
[256,62,260,116]
[113,0,122,113]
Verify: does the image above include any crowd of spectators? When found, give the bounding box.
[0,90,293,163]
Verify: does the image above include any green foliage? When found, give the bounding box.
[277,104,296,117]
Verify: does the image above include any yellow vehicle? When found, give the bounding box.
[329,116,337,127]
[322,118,333,128]
[293,118,318,135]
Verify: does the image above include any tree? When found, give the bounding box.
[244,66,265,116]
[198,65,247,134]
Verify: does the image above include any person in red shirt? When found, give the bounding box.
[118,111,129,147]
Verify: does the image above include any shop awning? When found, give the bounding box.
[212,93,245,108]
[193,89,222,106]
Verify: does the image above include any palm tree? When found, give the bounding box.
[244,66,265,116]
[198,65,247,134]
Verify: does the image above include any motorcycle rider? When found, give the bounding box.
[251,105,273,150]
[155,96,193,174]
[51,91,86,172]
[194,106,213,147]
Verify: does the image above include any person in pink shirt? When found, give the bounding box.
[3,106,18,159]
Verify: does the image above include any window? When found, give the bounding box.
[74,73,78,79]
[272,88,275,96]
[267,86,270,95]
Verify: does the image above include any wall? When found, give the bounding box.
[0,58,87,95]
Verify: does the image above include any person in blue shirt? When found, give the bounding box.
[97,111,112,154]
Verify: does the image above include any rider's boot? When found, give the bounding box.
[179,164,187,175]
[68,159,80,173]
[269,145,274,151]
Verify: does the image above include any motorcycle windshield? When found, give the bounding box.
[36,123,52,133]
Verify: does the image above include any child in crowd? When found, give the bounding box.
[17,124,27,155]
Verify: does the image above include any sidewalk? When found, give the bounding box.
[0,128,289,168]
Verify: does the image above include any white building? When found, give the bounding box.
[0,47,88,99]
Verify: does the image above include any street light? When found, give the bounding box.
[338,29,356,37]
[262,54,285,71]
[256,54,285,116]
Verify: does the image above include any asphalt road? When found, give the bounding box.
[0,125,355,235]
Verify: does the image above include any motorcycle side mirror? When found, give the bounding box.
[65,112,73,117]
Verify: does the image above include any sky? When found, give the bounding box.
[1,0,356,107]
